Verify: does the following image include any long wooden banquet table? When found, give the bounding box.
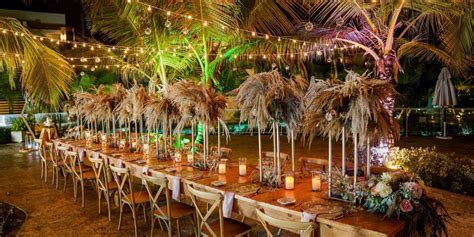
[54,138,404,237]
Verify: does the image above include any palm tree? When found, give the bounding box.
[0,17,74,108]
[311,0,472,94]
[0,17,74,138]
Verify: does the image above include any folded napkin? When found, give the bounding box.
[142,167,149,184]
[301,211,316,222]
[78,148,85,162]
[93,152,100,168]
[223,191,235,218]
[116,159,123,176]
[172,176,181,201]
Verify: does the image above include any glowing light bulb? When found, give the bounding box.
[73,44,78,48]
[278,37,281,42]
[147,6,152,11]
[203,21,208,27]
[249,55,252,59]
[187,15,192,20]
[90,46,94,51]
[292,39,296,43]
[167,11,171,16]
[265,34,269,40]
[290,54,294,58]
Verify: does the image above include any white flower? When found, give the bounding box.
[381,173,392,183]
[374,182,392,198]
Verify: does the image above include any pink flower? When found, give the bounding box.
[399,200,413,213]
[411,183,423,199]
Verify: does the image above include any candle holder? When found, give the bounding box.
[218,159,227,174]
[239,157,247,176]
[174,151,182,163]
[187,153,194,163]
[143,143,150,157]
[311,170,322,191]
[119,138,127,150]
[285,171,295,190]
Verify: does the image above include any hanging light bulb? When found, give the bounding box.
[144,27,152,35]
[105,65,109,69]
[278,37,281,42]
[80,57,86,62]
[316,51,322,56]
[203,21,208,27]
[182,28,189,35]
[305,21,314,31]
[95,57,101,63]
[285,65,290,70]
[165,20,172,28]
[166,11,171,16]
[265,34,269,40]
[147,6,152,11]
[91,67,96,72]
[73,44,78,48]
[249,55,252,59]
[80,71,85,76]
[271,63,276,68]
[187,15,192,20]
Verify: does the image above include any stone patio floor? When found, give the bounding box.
[0,135,473,236]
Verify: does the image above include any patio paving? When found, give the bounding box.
[0,135,473,236]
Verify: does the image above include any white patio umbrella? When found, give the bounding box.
[432,67,457,139]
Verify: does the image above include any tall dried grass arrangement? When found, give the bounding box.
[143,89,181,135]
[168,80,228,135]
[302,71,399,147]
[234,71,307,132]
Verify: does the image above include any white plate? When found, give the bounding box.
[277,197,296,206]
[211,180,226,187]
[165,167,177,172]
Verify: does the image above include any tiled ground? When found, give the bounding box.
[0,135,473,236]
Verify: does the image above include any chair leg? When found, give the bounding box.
[44,164,48,182]
[51,166,55,185]
[40,161,44,180]
[98,190,102,214]
[176,219,181,237]
[81,181,85,208]
[142,204,147,223]
[63,171,68,192]
[106,192,112,222]
[118,203,124,230]
[150,217,155,237]
[131,206,138,237]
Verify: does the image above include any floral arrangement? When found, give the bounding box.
[364,171,450,236]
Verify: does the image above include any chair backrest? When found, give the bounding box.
[109,165,136,205]
[141,174,171,220]
[187,184,224,237]
[45,142,57,165]
[34,139,46,162]
[65,151,83,179]
[261,151,289,171]
[211,146,232,159]
[256,209,315,237]
[299,157,328,173]
[88,156,109,191]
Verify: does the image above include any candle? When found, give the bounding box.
[143,144,150,156]
[285,176,294,190]
[218,160,227,174]
[239,158,247,176]
[175,152,181,163]
[311,171,321,191]
[285,171,294,190]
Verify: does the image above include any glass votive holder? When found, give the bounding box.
[119,139,126,150]
[218,159,227,174]
[187,153,194,163]
[285,171,295,190]
[143,143,150,157]
[238,158,247,176]
[175,152,182,163]
[311,170,322,191]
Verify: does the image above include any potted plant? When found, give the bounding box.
[10,117,35,143]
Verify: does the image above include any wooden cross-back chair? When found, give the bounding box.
[186,184,251,237]
[256,209,315,237]
[299,157,329,176]
[89,154,117,221]
[56,146,72,192]
[261,151,290,173]
[210,146,233,160]
[45,142,61,188]
[65,150,96,208]
[109,165,149,237]
[141,174,195,237]
[34,139,51,182]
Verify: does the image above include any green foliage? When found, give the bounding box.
[10,117,35,131]
[71,70,118,92]
[389,147,474,196]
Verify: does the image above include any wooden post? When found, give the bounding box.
[276,123,281,185]
[290,128,295,172]
[217,121,221,157]
[366,138,370,178]
[353,134,358,188]
[328,131,332,198]
[191,120,195,160]
[257,123,262,182]
[342,127,346,176]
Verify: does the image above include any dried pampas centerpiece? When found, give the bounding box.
[168,80,228,168]
[234,70,307,185]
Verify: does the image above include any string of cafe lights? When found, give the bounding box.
[129,0,336,49]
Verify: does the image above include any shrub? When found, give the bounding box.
[10,117,35,131]
[389,147,474,196]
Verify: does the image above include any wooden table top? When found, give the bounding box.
[55,139,404,237]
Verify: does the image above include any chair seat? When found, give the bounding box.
[107,181,118,190]
[202,218,251,237]
[81,171,96,180]
[125,191,149,204]
[153,202,195,220]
